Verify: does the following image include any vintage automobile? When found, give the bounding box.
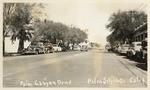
[105,44,111,52]
[126,42,142,58]
[58,43,68,52]
[53,44,62,52]
[80,45,88,51]
[118,44,130,55]
[99,46,104,50]
[115,45,121,53]
[141,38,147,63]
[44,42,54,53]
[23,42,46,55]
[74,45,81,51]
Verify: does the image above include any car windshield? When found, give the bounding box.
[31,43,37,46]
[53,44,58,47]
[137,44,141,46]
[142,41,147,46]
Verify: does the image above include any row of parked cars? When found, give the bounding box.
[22,41,89,55]
[109,38,147,64]
[22,41,62,55]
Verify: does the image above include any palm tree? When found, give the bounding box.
[5,3,33,53]
[3,3,17,55]
[11,27,33,53]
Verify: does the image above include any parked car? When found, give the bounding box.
[105,44,111,52]
[117,45,122,54]
[44,42,54,53]
[53,44,62,52]
[58,43,68,52]
[81,45,88,51]
[113,45,119,53]
[61,46,68,52]
[99,47,103,50]
[141,38,147,63]
[126,42,142,58]
[118,44,130,55]
[74,45,81,51]
[23,42,46,55]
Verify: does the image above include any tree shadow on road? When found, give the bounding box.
[99,52,147,71]
[135,63,147,71]
[122,56,141,63]
[122,56,147,71]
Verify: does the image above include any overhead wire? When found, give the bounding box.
[139,4,147,11]
[136,3,143,11]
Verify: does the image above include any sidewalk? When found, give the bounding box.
[3,52,21,57]
[3,50,80,57]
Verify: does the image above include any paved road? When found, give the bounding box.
[3,50,147,87]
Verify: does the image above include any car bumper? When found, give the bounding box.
[23,51,36,54]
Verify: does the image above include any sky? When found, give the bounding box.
[2,0,148,52]
[41,1,147,46]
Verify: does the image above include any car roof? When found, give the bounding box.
[132,42,141,44]
[142,38,147,42]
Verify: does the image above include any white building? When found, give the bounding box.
[4,26,31,53]
[5,37,30,53]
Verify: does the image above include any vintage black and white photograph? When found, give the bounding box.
[2,0,148,88]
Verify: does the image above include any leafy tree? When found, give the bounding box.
[66,27,87,50]
[34,20,69,44]
[3,3,17,54]
[106,10,147,45]
[10,4,33,52]
[33,19,87,50]
[3,3,45,53]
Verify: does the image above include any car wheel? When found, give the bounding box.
[51,49,54,53]
[127,52,129,58]
[47,49,50,54]
[35,50,39,55]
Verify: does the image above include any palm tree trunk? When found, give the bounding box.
[3,25,6,56]
[67,42,70,50]
[53,37,57,44]
[3,38,5,56]
[18,39,24,53]
[72,43,75,50]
